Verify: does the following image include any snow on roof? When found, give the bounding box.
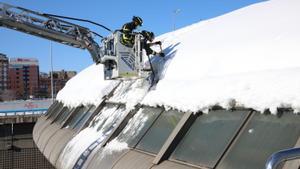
[57,0,300,114]
[56,64,119,107]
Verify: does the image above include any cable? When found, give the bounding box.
[90,31,104,38]
[43,13,112,32]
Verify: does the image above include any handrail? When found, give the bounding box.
[265,147,300,169]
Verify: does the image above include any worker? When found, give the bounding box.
[141,30,165,57]
[121,16,143,47]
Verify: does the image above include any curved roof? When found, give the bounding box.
[57,0,300,114]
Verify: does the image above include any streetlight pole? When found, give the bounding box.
[173,9,181,31]
[50,42,54,102]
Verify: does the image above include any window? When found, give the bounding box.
[64,106,93,130]
[73,106,97,130]
[108,81,135,103]
[89,104,118,129]
[53,107,74,124]
[46,102,63,117]
[136,109,184,154]
[170,110,250,168]
[115,107,164,148]
[44,101,59,116]
[69,104,128,169]
[47,104,65,120]
[216,112,300,169]
[87,104,128,136]
[95,105,126,133]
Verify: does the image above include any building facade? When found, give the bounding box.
[0,53,9,91]
[8,58,39,99]
[39,70,76,98]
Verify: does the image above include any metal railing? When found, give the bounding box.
[0,108,48,117]
[265,147,300,169]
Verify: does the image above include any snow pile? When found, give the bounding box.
[56,64,119,107]
[144,68,300,113]
[108,79,151,109]
[143,0,300,114]
[57,0,300,114]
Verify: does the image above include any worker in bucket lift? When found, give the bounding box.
[121,16,143,47]
[141,30,165,57]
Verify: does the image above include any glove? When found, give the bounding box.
[155,41,162,45]
[159,52,165,57]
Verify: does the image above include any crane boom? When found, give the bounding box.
[0,2,102,63]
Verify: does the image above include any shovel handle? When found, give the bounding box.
[159,44,163,53]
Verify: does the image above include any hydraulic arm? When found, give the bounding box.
[0,3,152,80]
[0,2,104,63]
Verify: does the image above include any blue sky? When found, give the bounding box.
[0,0,264,73]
